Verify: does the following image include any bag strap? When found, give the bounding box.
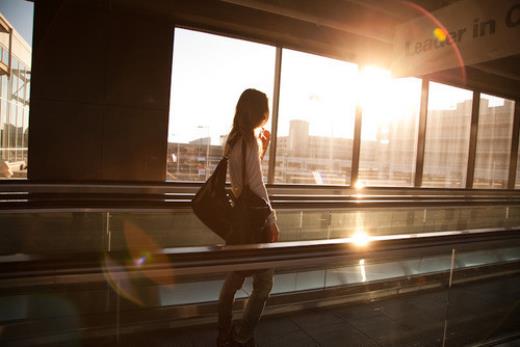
[241,135,248,189]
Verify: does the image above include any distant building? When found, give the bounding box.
[474,98,515,188]
[167,100,516,186]
[167,120,354,184]
[0,13,31,178]
[189,137,211,146]
[275,119,353,184]
[423,99,515,188]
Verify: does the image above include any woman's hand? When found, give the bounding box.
[264,222,280,242]
[259,128,270,160]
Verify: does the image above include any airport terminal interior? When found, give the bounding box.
[0,0,520,346]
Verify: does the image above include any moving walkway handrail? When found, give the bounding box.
[1,227,519,283]
[1,187,520,211]
[2,181,520,195]
[2,181,520,197]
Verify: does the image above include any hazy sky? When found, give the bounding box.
[0,0,33,46]
[169,29,386,144]
[169,28,478,145]
[169,28,275,145]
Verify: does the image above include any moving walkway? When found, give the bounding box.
[1,184,519,346]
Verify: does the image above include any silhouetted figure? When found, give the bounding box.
[217,89,280,347]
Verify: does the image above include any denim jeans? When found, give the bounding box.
[217,268,274,343]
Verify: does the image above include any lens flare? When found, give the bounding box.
[123,221,175,285]
[133,254,148,267]
[102,220,176,307]
[102,255,144,306]
[354,180,365,190]
[352,230,370,247]
[433,27,447,42]
[400,1,466,83]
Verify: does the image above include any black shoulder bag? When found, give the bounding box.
[191,154,233,242]
[227,136,272,245]
[191,135,271,245]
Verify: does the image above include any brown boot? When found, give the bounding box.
[230,324,257,347]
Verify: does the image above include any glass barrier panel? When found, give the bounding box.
[0,212,104,255]
[108,211,223,251]
[0,205,517,256]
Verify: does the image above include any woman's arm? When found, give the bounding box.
[245,138,277,224]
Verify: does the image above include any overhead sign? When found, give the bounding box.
[391,0,520,77]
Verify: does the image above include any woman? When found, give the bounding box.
[217,89,280,347]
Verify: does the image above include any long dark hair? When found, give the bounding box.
[224,89,269,155]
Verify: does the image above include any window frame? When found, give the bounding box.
[167,25,520,191]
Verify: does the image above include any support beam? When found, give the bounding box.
[466,91,480,189]
[267,47,282,185]
[508,101,520,189]
[415,79,429,187]
[351,102,362,186]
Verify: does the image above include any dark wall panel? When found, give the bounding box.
[28,0,172,182]
[102,107,167,181]
[28,100,104,181]
[106,13,173,110]
[30,1,108,104]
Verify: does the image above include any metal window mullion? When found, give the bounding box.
[14,105,18,158]
[507,100,520,189]
[0,99,3,152]
[7,28,11,76]
[6,77,12,161]
[267,47,282,185]
[350,99,362,186]
[414,79,429,187]
[21,107,25,161]
[466,91,480,189]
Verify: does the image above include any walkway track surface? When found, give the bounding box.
[50,274,520,347]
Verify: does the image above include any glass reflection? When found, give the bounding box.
[275,49,357,185]
[359,67,421,187]
[474,94,515,189]
[0,206,516,256]
[422,82,473,188]
[167,28,275,182]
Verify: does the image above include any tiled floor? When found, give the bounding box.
[36,275,520,346]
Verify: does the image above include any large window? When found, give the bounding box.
[168,28,520,191]
[0,2,33,179]
[274,49,358,185]
[167,28,275,182]
[473,94,515,189]
[422,82,473,188]
[358,68,421,187]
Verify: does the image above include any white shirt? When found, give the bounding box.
[227,135,277,225]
